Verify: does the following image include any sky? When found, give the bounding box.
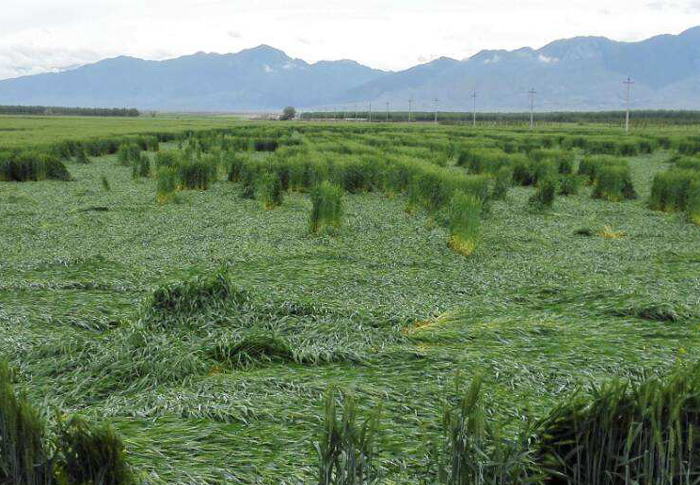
[0,0,698,80]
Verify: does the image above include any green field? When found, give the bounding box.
[0,115,241,149]
[1,118,700,484]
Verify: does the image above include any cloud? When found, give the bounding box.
[0,44,102,79]
[417,54,439,63]
[227,30,242,39]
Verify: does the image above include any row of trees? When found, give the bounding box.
[0,105,140,117]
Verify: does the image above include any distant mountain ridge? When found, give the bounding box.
[0,27,699,111]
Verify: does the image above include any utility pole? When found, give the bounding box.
[434,97,439,125]
[528,88,537,130]
[386,102,390,122]
[624,76,634,134]
[369,103,372,123]
[408,97,413,122]
[472,91,477,127]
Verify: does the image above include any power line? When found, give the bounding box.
[528,88,537,129]
[624,76,634,134]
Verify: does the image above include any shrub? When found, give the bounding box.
[592,165,637,201]
[280,106,296,121]
[58,416,134,485]
[316,387,381,485]
[447,191,482,257]
[257,172,284,209]
[529,175,557,208]
[310,181,344,234]
[537,364,700,485]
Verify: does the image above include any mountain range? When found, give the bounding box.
[0,27,699,112]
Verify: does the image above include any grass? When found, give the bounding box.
[537,363,700,485]
[1,118,700,483]
[447,191,482,257]
[310,181,344,234]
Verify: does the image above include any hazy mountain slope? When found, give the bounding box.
[0,27,698,111]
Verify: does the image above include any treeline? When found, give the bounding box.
[301,110,700,126]
[0,105,140,117]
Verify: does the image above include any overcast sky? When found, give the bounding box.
[1,0,698,80]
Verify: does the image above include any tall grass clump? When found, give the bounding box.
[592,164,637,201]
[491,167,512,201]
[528,175,557,209]
[529,149,574,174]
[558,174,581,196]
[257,172,284,209]
[316,387,382,485]
[155,150,180,169]
[427,376,538,485]
[0,152,71,182]
[0,360,134,485]
[447,191,482,257]
[116,143,140,166]
[0,360,53,485]
[578,156,625,184]
[226,153,248,182]
[537,363,700,485]
[687,180,700,226]
[310,181,344,234]
[674,157,700,172]
[58,416,134,485]
[101,175,111,191]
[155,167,179,204]
[212,333,294,369]
[131,153,151,179]
[143,268,247,326]
[178,157,216,190]
[649,169,699,212]
[76,147,91,165]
